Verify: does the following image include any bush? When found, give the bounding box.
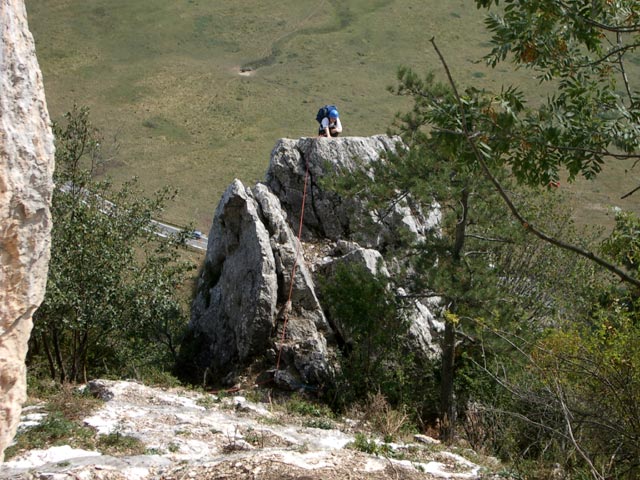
[320,262,438,425]
[29,106,194,384]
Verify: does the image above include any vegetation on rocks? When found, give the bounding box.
[28,106,194,384]
[319,1,640,478]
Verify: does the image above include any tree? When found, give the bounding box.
[329,3,640,471]
[452,0,640,287]
[320,262,436,412]
[357,1,640,474]
[410,5,640,471]
[475,0,640,186]
[29,106,194,383]
[328,68,590,444]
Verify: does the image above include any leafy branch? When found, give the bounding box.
[429,36,640,289]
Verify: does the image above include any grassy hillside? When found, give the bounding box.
[26,0,639,232]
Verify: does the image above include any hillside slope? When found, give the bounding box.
[3,380,499,479]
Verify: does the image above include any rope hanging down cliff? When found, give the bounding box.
[276,152,311,371]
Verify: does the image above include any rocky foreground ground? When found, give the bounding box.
[1,380,502,479]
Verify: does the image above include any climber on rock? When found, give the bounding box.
[315,105,342,138]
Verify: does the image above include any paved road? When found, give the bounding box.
[60,182,208,251]
[151,220,208,251]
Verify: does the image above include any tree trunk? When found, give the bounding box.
[440,319,456,443]
[52,326,67,383]
[41,331,56,380]
[439,187,468,443]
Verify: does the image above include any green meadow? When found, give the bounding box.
[26,0,640,231]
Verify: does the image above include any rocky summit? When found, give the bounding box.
[187,136,444,391]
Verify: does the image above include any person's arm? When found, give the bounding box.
[320,117,330,137]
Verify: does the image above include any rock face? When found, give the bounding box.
[266,136,436,247]
[190,180,335,388]
[189,136,442,389]
[0,380,490,479]
[0,0,55,462]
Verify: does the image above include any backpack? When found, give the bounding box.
[316,104,338,124]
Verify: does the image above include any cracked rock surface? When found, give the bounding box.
[0,0,55,461]
[2,380,492,479]
[189,136,443,389]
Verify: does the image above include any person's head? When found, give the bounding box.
[329,109,339,119]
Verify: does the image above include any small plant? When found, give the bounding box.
[348,433,401,459]
[349,433,380,455]
[4,382,107,460]
[47,384,104,421]
[168,442,180,453]
[5,412,96,459]
[303,418,334,430]
[195,394,219,409]
[243,428,265,448]
[258,416,284,426]
[221,425,248,453]
[363,391,412,441]
[286,396,333,418]
[97,432,146,456]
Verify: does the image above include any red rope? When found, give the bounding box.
[276,156,310,370]
[208,157,311,395]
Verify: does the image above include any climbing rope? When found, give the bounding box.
[276,153,311,371]
[209,154,311,395]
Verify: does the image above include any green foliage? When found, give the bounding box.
[601,210,640,272]
[364,0,640,459]
[349,433,381,455]
[431,4,640,473]
[286,395,333,418]
[320,262,436,415]
[360,391,414,441]
[328,0,635,464]
[519,298,640,479]
[6,413,95,457]
[97,432,146,456]
[30,105,194,383]
[5,384,102,460]
[348,433,398,458]
[302,418,334,430]
[474,0,640,185]
[7,382,143,460]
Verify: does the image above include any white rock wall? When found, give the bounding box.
[0,0,55,462]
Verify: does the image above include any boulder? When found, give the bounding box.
[0,0,55,462]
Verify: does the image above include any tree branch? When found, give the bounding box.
[429,37,640,289]
[465,233,514,243]
[558,1,640,33]
[616,33,634,105]
[554,378,605,480]
[621,184,640,200]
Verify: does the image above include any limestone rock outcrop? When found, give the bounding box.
[266,136,436,248]
[189,136,441,389]
[0,0,55,462]
[190,180,335,387]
